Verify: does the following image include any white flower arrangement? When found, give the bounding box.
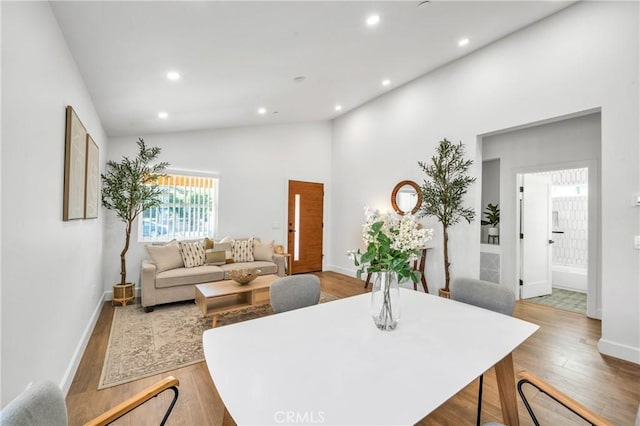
[349,207,433,282]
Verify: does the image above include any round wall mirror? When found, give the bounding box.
[391,180,422,215]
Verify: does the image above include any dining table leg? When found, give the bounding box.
[222,405,237,426]
[494,352,520,426]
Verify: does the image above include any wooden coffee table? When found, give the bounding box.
[195,274,279,327]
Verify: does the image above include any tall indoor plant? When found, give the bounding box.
[418,138,476,297]
[101,138,168,301]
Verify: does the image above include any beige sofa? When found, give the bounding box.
[141,237,286,312]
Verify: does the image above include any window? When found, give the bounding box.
[139,172,218,242]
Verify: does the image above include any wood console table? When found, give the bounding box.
[364,247,430,293]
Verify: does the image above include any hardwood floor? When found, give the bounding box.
[66,271,640,425]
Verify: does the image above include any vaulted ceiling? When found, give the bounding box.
[51,1,574,137]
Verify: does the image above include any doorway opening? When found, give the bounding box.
[518,167,589,315]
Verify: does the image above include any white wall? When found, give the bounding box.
[483,113,601,317]
[1,2,107,404]
[330,2,639,363]
[105,122,332,291]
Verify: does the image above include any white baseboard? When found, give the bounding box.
[586,307,602,320]
[325,264,364,280]
[59,294,104,395]
[598,338,640,364]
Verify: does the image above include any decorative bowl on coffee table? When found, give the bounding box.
[229,268,261,285]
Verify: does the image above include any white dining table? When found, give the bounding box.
[203,288,538,425]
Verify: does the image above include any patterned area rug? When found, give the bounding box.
[525,288,587,314]
[98,291,338,389]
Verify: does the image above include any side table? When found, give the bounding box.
[282,253,293,275]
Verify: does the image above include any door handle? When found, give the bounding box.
[289,229,296,233]
[548,239,555,244]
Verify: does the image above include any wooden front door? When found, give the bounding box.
[287,180,324,274]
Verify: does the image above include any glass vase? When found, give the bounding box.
[371,270,400,330]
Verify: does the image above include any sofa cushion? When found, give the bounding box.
[253,239,275,261]
[233,238,254,262]
[220,261,277,278]
[145,240,184,272]
[155,265,225,288]
[180,241,205,268]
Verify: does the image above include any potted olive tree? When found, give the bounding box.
[418,138,476,297]
[101,138,168,305]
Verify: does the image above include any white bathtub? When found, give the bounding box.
[552,264,587,293]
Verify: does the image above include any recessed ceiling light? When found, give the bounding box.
[258,107,267,115]
[382,79,391,87]
[366,14,380,26]
[158,112,168,119]
[335,104,343,111]
[166,71,180,81]
[458,38,470,47]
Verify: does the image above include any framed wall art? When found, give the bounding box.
[84,134,99,219]
[63,106,87,220]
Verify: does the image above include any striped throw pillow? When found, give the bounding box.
[180,241,205,268]
[232,238,254,262]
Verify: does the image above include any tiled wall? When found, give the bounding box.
[535,168,588,268]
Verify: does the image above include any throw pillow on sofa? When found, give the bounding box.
[145,240,184,272]
[204,237,215,250]
[204,248,226,266]
[213,242,234,263]
[180,241,205,268]
[253,239,275,261]
[233,238,254,262]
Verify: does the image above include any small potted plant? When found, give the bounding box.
[101,138,168,305]
[481,203,500,240]
[418,139,476,298]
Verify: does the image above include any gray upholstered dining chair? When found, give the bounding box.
[0,376,179,426]
[0,381,68,426]
[450,277,516,426]
[270,274,321,313]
